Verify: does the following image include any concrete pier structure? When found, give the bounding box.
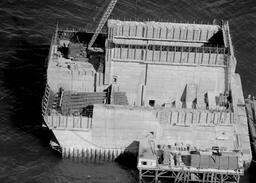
[42,20,252,182]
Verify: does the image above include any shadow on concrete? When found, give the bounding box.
[70,32,106,47]
[116,141,139,168]
[204,30,224,47]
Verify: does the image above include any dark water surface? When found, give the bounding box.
[0,0,255,182]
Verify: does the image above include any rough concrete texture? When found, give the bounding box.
[92,105,162,149]
[92,105,236,150]
[51,129,93,150]
[45,115,92,129]
[106,20,228,107]
[111,61,225,106]
[108,20,219,43]
[44,20,252,167]
[111,45,226,65]
[50,104,237,156]
[47,45,105,93]
[230,73,252,164]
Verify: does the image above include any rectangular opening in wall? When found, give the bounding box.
[149,100,155,107]
[142,161,147,165]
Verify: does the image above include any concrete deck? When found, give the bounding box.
[42,20,252,175]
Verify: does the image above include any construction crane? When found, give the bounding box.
[88,0,118,50]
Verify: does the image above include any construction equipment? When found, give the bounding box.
[88,0,118,50]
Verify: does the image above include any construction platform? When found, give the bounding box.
[42,19,252,182]
[138,139,243,183]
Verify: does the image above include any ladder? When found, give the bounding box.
[88,0,118,49]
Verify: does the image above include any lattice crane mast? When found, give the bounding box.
[88,0,118,50]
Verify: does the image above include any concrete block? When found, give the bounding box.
[60,115,67,128]
[153,49,160,61]
[207,112,214,124]
[167,51,174,62]
[209,155,220,169]
[219,156,229,170]
[181,51,188,63]
[201,52,208,64]
[191,154,200,168]
[173,27,180,39]
[192,111,199,124]
[130,25,136,37]
[185,112,193,125]
[187,52,195,64]
[171,111,178,124]
[220,112,226,124]
[159,50,166,62]
[135,48,142,60]
[123,24,129,37]
[209,53,216,65]
[128,47,135,59]
[160,27,167,39]
[167,27,174,39]
[186,29,193,40]
[200,29,208,41]
[136,24,143,37]
[114,47,121,59]
[200,155,210,168]
[146,49,153,61]
[153,27,160,39]
[174,52,181,63]
[193,29,200,41]
[180,28,186,40]
[121,47,128,59]
[147,25,154,38]
[208,91,216,109]
[53,115,59,127]
[199,112,207,124]
[178,111,185,125]
[73,116,80,128]
[67,116,73,128]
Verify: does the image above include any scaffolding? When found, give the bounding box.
[139,167,241,183]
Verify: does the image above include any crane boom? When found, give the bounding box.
[88,0,118,50]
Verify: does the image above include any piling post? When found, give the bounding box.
[155,170,158,183]
[180,46,183,63]
[166,27,169,39]
[215,46,218,65]
[166,46,169,62]
[201,47,204,64]
[208,47,211,64]
[173,46,176,63]
[159,45,162,62]
[187,46,190,63]
[172,25,175,39]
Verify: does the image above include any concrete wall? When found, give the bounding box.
[47,44,100,93]
[112,45,226,66]
[108,20,220,43]
[111,61,226,106]
[45,115,92,129]
[106,20,227,106]
[111,62,145,105]
[155,109,233,126]
[90,105,236,151]
[48,68,95,93]
[91,105,162,148]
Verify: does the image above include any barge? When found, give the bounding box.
[41,0,252,182]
